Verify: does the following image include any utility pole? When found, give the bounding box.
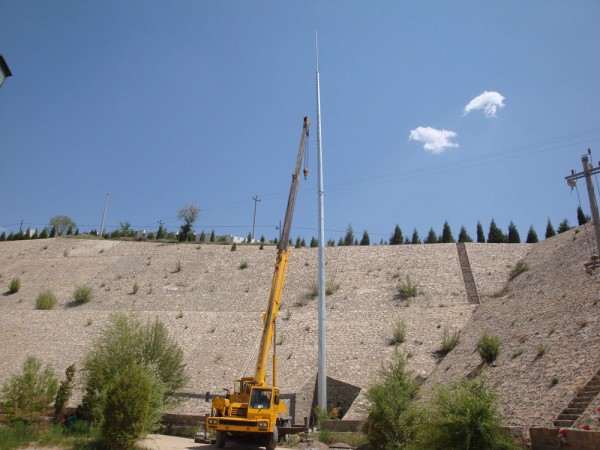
[100,193,109,239]
[252,195,261,241]
[565,149,600,258]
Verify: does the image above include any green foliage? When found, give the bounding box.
[231,242,237,251]
[101,363,152,449]
[210,229,215,242]
[344,224,355,246]
[557,218,571,234]
[397,275,418,300]
[477,332,501,364]
[81,314,187,423]
[8,277,20,294]
[35,290,57,310]
[310,236,318,247]
[577,206,590,226]
[476,221,485,243]
[54,364,75,418]
[413,379,516,450]
[390,224,404,245]
[411,228,421,244]
[509,260,529,280]
[73,285,93,304]
[507,221,521,243]
[487,219,506,243]
[365,352,421,449]
[440,221,455,243]
[175,260,182,272]
[545,218,556,239]
[458,225,473,243]
[239,261,249,270]
[424,227,438,244]
[295,236,302,248]
[0,356,58,423]
[49,216,76,236]
[535,343,547,360]
[178,204,199,242]
[131,282,139,295]
[247,232,252,243]
[438,327,460,356]
[390,318,406,346]
[526,225,539,243]
[360,230,370,246]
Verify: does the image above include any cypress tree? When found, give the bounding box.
[425,228,438,244]
[199,231,206,242]
[210,230,215,242]
[50,226,57,238]
[301,238,306,247]
[526,225,539,243]
[545,218,556,239]
[337,237,344,246]
[39,228,48,239]
[344,224,355,246]
[458,226,473,243]
[310,237,318,247]
[557,218,571,234]
[577,206,590,226]
[487,219,506,243]
[260,235,265,243]
[411,228,421,245]
[476,221,485,243]
[507,221,521,243]
[404,237,410,245]
[327,239,335,247]
[360,230,370,246]
[440,221,455,243]
[390,225,403,245]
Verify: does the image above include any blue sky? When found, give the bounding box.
[2,1,600,243]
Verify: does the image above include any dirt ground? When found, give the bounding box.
[138,434,295,450]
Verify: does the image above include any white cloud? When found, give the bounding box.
[463,91,505,118]
[409,126,459,154]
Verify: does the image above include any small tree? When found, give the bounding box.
[337,237,344,246]
[545,218,556,239]
[210,230,215,242]
[411,228,421,245]
[440,221,455,243]
[310,237,318,248]
[344,224,355,246]
[487,219,506,243]
[1,356,58,423]
[156,223,165,240]
[526,225,539,243]
[557,218,571,234]
[365,352,420,449]
[458,225,473,243]
[49,216,76,236]
[477,332,501,364]
[424,228,438,244]
[476,221,485,243]
[360,230,370,246]
[390,225,403,245]
[295,236,302,248]
[577,206,590,225]
[54,364,75,419]
[247,232,252,243]
[178,204,200,242]
[507,221,521,243]
[49,226,57,238]
[102,363,153,449]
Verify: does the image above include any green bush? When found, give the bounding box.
[0,356,58,423]
[365,352,420,449]
[81,314,187,424]
[35,290,57,310]
[101,363,152,449]
[477,332,501,364]
[8,277,21,294]
[413,378,517,450]
[438,327,460,356]
[131,283,139,295]
[239,261,249,270]
[509,260,529,280]
[397,275,418,299]
[390,318,406,346]
[73,285,93,304]
[54,365,75,418]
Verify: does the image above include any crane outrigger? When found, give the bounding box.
[206,117,310,450]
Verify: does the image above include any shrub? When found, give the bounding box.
[8,277,21,294]
[477,332,501,364]
[390,318,406,346]
[365,352,420,449]
[397,275,418,299]
[509,260,529,280]
[239,261,249,270]
[231,243,237,251]
[175,260,182,272]
[0,356,58,422]
[36,290,57,310]
[101,363,152,449]
[73,285,93,304]
[53,364,75,418]
[438,327,460,356]
[81,314,187,423]
[131,283,139,295]
[414,378,517,450]
[535,343,547,360]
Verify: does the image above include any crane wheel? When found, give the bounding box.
[265,426,278,450]
[216,430,227,448]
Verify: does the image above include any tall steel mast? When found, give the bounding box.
[315,31,328,412]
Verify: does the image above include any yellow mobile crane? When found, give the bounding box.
[206,117,310,450]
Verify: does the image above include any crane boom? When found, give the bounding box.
[254,116,310,384]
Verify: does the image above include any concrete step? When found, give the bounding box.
[554,420,575,428]
[556,414,580,421]
[563,407,585,415]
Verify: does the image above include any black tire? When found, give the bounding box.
[265,426,278,450]
[216,430,227,448]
